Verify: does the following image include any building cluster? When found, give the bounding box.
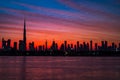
[1,19,120,56]
[1,38,120,53]
[1,38,11,51]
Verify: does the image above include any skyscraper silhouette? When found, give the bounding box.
[14,42,17,50]
[45,40,48,51]
[90,40,93,51]
[23,19,26,51]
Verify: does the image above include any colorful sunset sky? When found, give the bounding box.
[0,0,120,48]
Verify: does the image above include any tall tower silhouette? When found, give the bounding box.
[23,19,26,51]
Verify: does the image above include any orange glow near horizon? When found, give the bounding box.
[0,38,119,50]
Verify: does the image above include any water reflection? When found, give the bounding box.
[21,56,26,80]
[0,57,120,80]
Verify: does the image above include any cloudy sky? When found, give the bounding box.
[0,0,120,48]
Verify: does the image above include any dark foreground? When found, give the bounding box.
[0,51,120,56]
[0,56,120,80]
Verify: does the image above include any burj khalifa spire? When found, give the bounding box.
[23,18,26,51]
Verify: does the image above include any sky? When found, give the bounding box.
[0,0,120,48]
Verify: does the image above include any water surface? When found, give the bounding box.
[0,56,120,80]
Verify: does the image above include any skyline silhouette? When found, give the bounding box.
[0,19,120,56]
[1,38,120,56]
[0,0,120,56]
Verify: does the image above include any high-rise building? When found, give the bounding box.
[2,38,6,49]
[71,44,73,49]
[14,42,17,50]
[60,43,64,51]
[51,40,57,51]
[101,41,104,50]
[2,38,11,50]
[80,44,83,50]
[83,42,86,51]
[19,40,24,51]
[67,44,71,51]
[112,42,115,51]
[7,39,11,50]
[55,43,58,50]
[29,42,35,51]
[77,41,79,51]
[90,40,93,51]
[105,41,108,50]
[45,40,48,50]
[23,19,26,51]
[86,43,89,51]
[38,45,43,51]
[74,45,77,51]
[64,41,67,51]
[95,43,98,51]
